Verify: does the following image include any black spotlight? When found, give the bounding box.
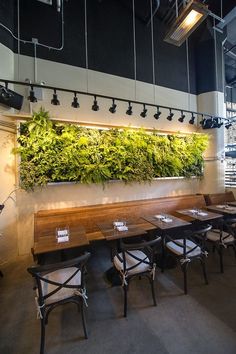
[216,118,224,128]
[51,89,60,105]
[126,101,133,115]
[109,99,117,114]
[71,92,80,108]
[178,110,185,123]
[154,106,161,120]
[140,104,147,118]
[199,114,204,125]
[0,83,23,110]
[225,122,232,130]
[28,85,37,103]
[92,95,99,111]
[167,109,174,121]
[189,113,195,125]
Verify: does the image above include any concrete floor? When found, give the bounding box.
[0,242,236,354]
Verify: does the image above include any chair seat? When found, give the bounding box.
[113,250,150,275]
[207,230,235,244]
[40,267,81,305]
[166,239,201,257]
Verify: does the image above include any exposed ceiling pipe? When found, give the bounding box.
[146,0,160,26]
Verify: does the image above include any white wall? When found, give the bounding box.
[0,43,18,263]
[0,46,226,258]
[197,91,226,193]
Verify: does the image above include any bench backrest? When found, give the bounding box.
[203,192,235,206]
[34,194,206,241]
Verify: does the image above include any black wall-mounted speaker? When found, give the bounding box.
[0,85,24,110]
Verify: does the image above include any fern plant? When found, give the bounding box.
[14,108,209,191]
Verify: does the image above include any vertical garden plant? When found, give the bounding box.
[14,108,209,191]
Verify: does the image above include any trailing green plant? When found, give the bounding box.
[14,108,209,191]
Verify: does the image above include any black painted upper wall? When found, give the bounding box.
[0,0,225,95]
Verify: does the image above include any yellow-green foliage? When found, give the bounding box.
[14,108,209,191]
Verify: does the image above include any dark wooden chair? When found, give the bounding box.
[206,219,236,273]
[27,252,90,354]
[113,237,160,317]
[165,224,212,294]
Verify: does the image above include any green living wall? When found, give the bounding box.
[15,109,209,191]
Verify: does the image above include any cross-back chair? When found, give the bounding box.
[113,237,160,317]
[165,224,212,294]
[27,252,90,354]
[206,218,236,273]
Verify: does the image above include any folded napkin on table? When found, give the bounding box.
[162,218,172,223]
[116,225,128,232]
[113,221,125,227]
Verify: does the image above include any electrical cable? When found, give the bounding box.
[0,0,64,51]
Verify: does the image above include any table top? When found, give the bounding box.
[177,208,222,221]
[226,201,236,207]
[33,226,89,255]
[97,222,147,241]
[206,204,236,215]
[142,214,191,230]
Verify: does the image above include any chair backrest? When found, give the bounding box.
[166,227,209,258]
[118,238,160,273]
[27,253,90,304]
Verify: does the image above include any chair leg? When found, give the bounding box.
[123,285,128,317]
[40,318,46,354]
[0,270,3,277]
[161,245,166,273]
[80,300,88,339]
[232,244,236,258]
[150,279,157,306]
[218,246,224,273]
[181,263,188,295]
[200,258,208,285]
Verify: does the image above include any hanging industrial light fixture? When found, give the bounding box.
[51,89,60,105]
[71,92,80,108]
[178,110,185,122]
[164,0,209,47]
[225,122,232,130]
[167,108,174,121]
[154,106,161,120]
[126,101,133,116]
[92,95,99,111]
[189,112,195,124]
[28,85,37,103]
[109,98,117,114]
[140,104,147,118]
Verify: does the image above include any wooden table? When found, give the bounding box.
[33,225,89,256]
[206,204,236,216]
[224,201,236,207]
[97,221,147,241]
[142,214,191,230]
[176,208,222,222]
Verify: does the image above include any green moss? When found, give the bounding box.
[14,108,209,191]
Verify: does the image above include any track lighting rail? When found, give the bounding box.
[0,78,229,125]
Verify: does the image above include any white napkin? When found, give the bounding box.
[117,225,128,232]
[113,221,124,227]
[57,236,69,243]
[189,209,197,213]
[155,215,164,219]
[216,205,225,208]
[162,218,173,223]
[197,212,208,216]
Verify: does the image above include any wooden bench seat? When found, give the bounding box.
[203,192,235,206]
[34,194,206,244]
